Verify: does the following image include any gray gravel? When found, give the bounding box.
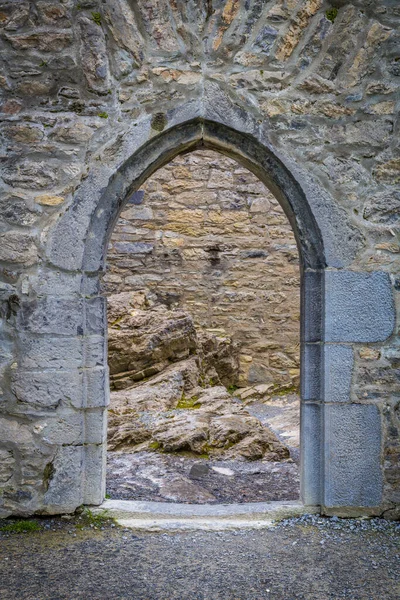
[0,515,398,600]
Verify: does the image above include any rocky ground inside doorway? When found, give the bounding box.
[106,451,299,503]
[106,393,300,503]
[106,292,300,503]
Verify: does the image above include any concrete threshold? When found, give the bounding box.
[93,500,320,532]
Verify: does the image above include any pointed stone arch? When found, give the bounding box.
[10,108,394,517]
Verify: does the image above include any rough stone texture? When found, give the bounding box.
[107,291,240,390]
[106,292,289,462]
[0,0,398,517]
[324,404,383,509]
[324,271,395,343]
[109,377,290,462]
[107,292,199,390]
[324,345,354,403]
[105,150,300,389]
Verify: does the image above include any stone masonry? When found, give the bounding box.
[105,150,300,389]
[0,1,398,518]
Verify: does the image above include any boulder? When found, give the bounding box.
[107,292,240,390]
[107,291,290,461]
[108,382,290,461]
[197,330,240,387]
[108,292,198,390]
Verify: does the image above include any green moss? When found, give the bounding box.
[151,112,167,132]
[43,461,55,492]
[227,385,238,395]
[172,449,210,459]
[149,441,161,450]
[272,384,299,397]
[39,60,47,67]
[110,315,124,327]
[91,11,102,26]
[0,520,41,534]
[326,7,338,23]
[98,112,108,119]
[176,395,201,410]
[82,508,116,527]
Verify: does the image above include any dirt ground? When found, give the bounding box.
[0,514,399,600]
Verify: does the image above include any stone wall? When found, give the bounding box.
[104,150,300,389]
[0,0,399,518]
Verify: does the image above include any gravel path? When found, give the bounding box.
[0,515,398,600]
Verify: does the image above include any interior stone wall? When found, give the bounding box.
[0,0,398,518]
[104,149,300,389]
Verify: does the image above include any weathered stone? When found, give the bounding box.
[109,358,199,414]
[18,334,83,371]
[17,297,83,336]
[324,404,382,508]
[324,345,353,403]
[368,101,395,116]
[35,194,65,207]
[4,31,73,52]
[51,122,95,144]
[324,271,395,343]
[300,402,322,505]
[275,0,322,61]
[345,22,392,88]
[253,25,278,54]
[3,123,44,144]
[0,196,41,227]
[359,347,381,361]
[0,99,23,115]
[212,0,241,51]
[103,0,143,68]
[136,0,181,53]
[0,0,398,518]
[363,192,400,224]
[0,449,15,484]
[36,1,71,26]
[0,232,37,265]
[299,76,336,94]
[3,160,58,189]
[109,382,289,461]
[0,2,31,31]
[15,78,54,97]
[158,475,216,503]
[197,330,240,388]
[78,16,110,94]
[43,446,84,513]
[107,293,198,389]
[113,242,153,254]
[373,159,400,184]
[316,5,364,81]
[11,370,83,410]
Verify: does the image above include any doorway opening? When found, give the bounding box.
[103,149,301,504]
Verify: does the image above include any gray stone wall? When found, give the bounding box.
[0,0,398,517]
[105,149,300,389]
